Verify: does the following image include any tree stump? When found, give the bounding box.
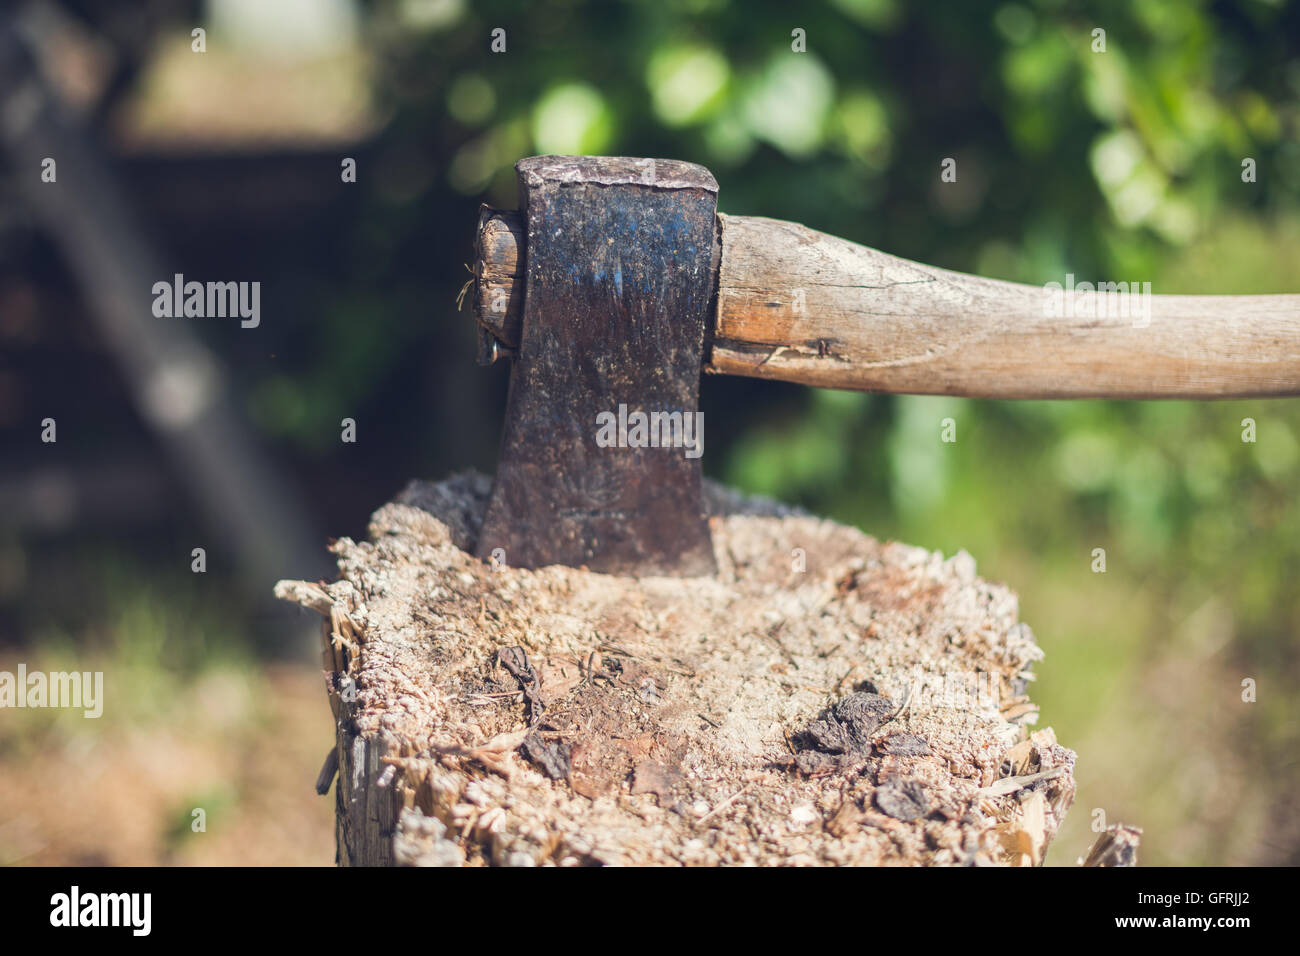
[277,472,1077,866]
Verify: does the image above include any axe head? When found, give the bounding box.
[475,156,719,576]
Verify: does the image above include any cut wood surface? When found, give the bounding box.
[278,473,1078,866]
[474,208,1300,399]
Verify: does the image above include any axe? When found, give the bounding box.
[470,155,1300,576]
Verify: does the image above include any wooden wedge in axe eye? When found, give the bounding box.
[469,155,1300,576]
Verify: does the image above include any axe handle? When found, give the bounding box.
[475,208,1300,399]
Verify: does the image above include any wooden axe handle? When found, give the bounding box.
[475,207,1300,399]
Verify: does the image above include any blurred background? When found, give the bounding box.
[0,0,1297,866]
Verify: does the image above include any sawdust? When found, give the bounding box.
[277,471,1075,866]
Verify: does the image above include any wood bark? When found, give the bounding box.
[474,209,1300,399]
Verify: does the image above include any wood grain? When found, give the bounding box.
[473,205,523,347]
[711,215,1300,399]
[475,209,1300,399]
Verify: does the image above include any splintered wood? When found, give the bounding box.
[276,472,1076,866]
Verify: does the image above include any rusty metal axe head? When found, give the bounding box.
[474,156,719,576]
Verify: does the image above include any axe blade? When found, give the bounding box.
[475,156,719,575]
